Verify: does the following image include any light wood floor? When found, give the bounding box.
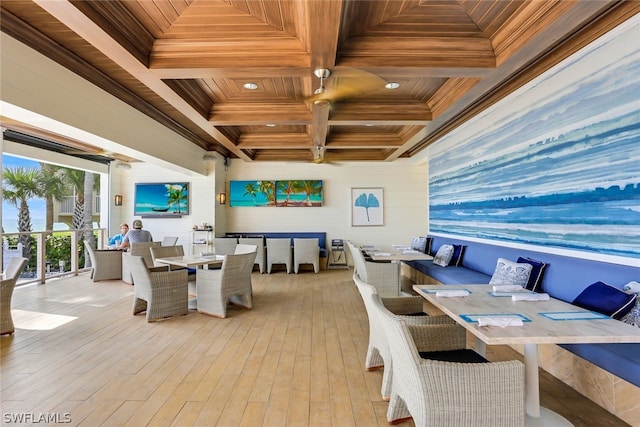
[1,268,628,426]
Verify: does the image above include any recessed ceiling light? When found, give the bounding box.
[266,123,276,127]
[243,82,258,90]
[385,82,400,90]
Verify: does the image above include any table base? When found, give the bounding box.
[526,407,573,426]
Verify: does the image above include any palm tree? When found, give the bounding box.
[277,181,295,205]
[58,168,99,267]
[299,180,322,206]
[166,184,187,213]
[82,171,95,264]
[257,181,275,205]
[243,183,258,205]
[2,166,45,259]
[60,168,99,230]
[39,163,68,231]
[61,168,86,230]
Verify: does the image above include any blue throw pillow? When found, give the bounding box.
[572,281,637,320]
[425,236,433,254]
[517,257,548,292]
[448,245,466,267]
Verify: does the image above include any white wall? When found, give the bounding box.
[110,162,216,253]
[111,156,429,258]
[223,160,429,253]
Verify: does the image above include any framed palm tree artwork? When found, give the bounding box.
[275,180,323,207]
[351,188,383,226]
[229,181,276,207]
[134,182,189,216]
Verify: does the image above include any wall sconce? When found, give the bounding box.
[217,192,227,205]
[114,195,123,206]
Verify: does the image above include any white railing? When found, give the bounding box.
[1,228,108,286]
[58,195,101,214]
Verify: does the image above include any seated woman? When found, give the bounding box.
[108,223,129,247]
[119,219,153,250]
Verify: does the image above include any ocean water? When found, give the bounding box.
[430,201,640,258]
[2,219,69,233]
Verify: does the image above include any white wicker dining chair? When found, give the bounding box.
[1,257,28,335]
[213,237,238,255]
[234,243,258,255]
[375,294,526,426]
[161,236,178,246]
[149,245,197,281]
[122,241,162,284]
[347,241,400,297]
[195,251,257,318]
[150,244,184,267]
[85,243,123,282]
[239,237,266,273]
[123,254,189,322]
[266,238,292,274]
[293,238,320,273]
[354,275,460,400]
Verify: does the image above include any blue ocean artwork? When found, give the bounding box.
[428,19,640,260]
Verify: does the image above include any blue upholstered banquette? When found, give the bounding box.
[404,235,640,387]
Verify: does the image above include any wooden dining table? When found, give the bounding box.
[413,284,640,426]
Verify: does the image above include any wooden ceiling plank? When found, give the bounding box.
[150,36,309,69]
[311,104,330,148]
[330,102,432,123]
[210,102,312,125]
[33,0,251,161]
[237,133,312,149]
[427,77,482,119]
[150,67,310,79]
[491,0,576,64]
[306,0,343,69]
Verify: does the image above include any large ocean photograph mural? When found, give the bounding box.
[428,20,640,260]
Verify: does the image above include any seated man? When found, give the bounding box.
[119,219,153,250]
[108,223,129,247]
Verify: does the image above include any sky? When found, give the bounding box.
[2,154,49,233]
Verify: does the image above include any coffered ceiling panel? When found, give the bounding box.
[2,0,637,164]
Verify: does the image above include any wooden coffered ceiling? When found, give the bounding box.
[1,0,638,164]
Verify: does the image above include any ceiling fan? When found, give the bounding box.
[307,68,387,107]
[307,68,386,163]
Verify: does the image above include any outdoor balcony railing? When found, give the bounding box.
[57,195,101,215]
[1,228,108,286]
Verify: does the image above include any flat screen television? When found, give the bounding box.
[134,182,189,216]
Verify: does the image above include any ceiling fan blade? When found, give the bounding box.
[306,68,386,105]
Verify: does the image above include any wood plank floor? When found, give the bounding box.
[1,269,628,426]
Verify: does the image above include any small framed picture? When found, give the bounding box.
[351,187,383,226]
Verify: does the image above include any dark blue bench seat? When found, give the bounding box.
[403,235,640,388]
[226,231,327,257]
[404,262,490,285]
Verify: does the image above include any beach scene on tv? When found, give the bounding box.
[230,180,322,207]
[134,183,189,215]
